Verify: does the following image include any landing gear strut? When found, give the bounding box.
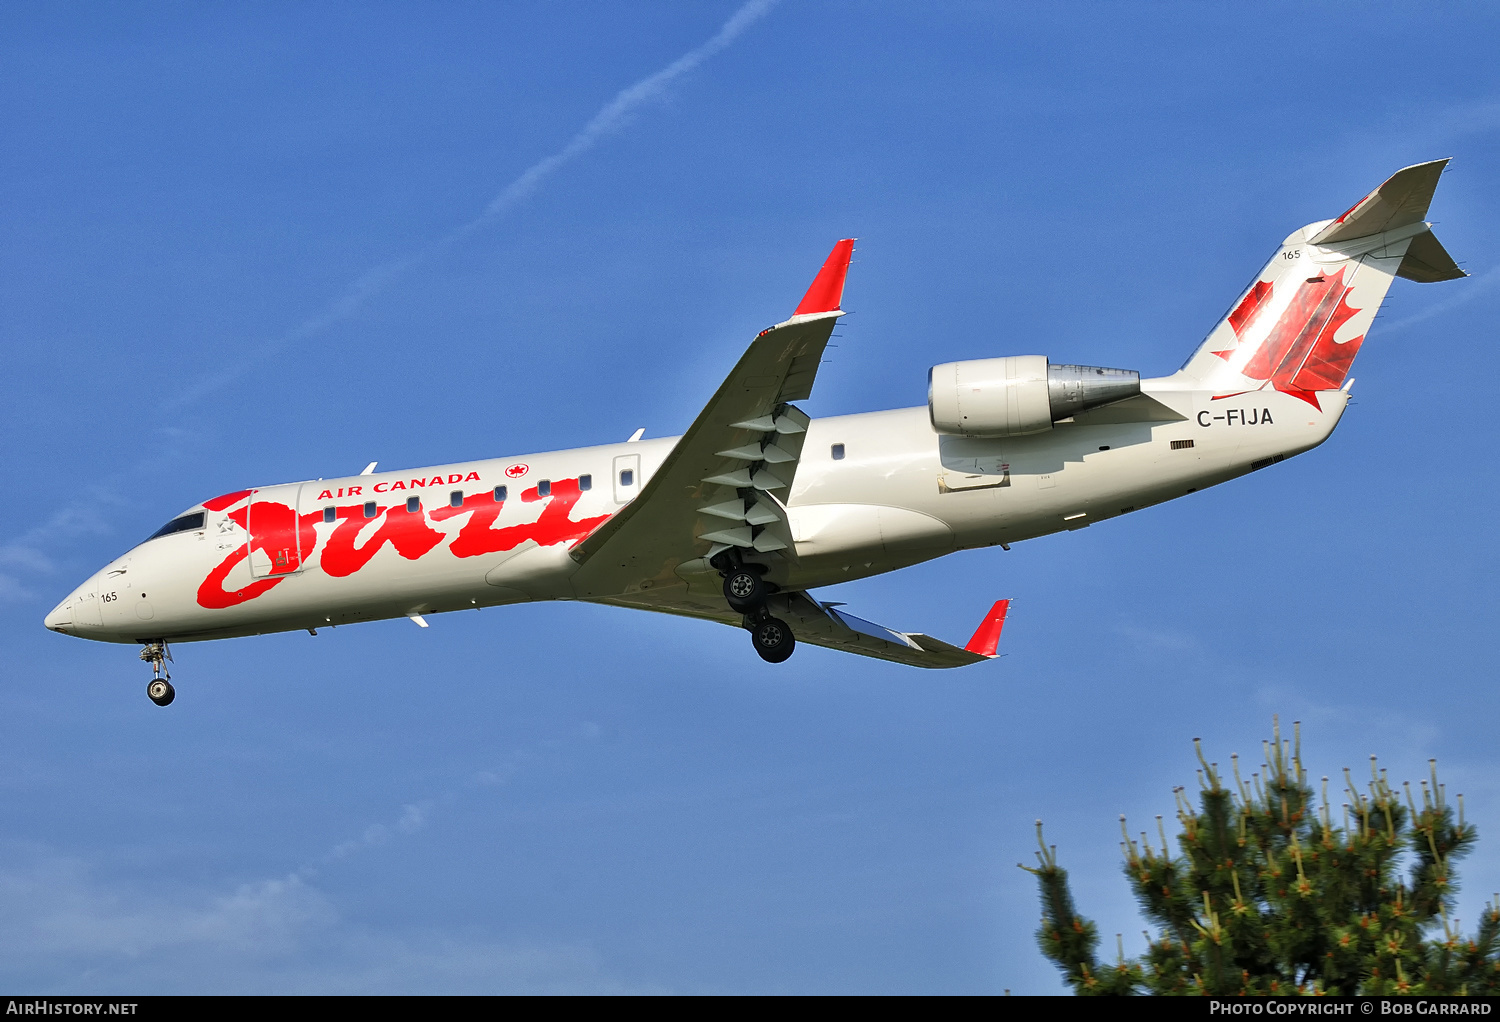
[140,641,175,706]
[712,551,796,663]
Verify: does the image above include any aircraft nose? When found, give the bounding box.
[44,595,73,633]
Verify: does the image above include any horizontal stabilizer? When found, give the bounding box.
[1309,159,1449,246]
[1396,229,1466,283]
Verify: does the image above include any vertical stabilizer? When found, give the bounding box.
[1178,161,1460,405]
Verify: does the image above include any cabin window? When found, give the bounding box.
[538,480,551,497]
[323,506,336,523]
[494,485,507,502]
[579,474,592,491]
[449,490,463,507]
[407,496,421,513]
[620,469,634,487]
[146,512,206,541]
[363,501,377,519]
[831,443,846,460]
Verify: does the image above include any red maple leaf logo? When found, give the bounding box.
[1212,267,1364,409]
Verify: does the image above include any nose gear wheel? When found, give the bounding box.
[139,641,175,707]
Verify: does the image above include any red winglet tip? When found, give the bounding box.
[793,238,855,315]
[964,599,1010,657]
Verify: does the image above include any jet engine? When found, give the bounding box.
[928,356,1140,437]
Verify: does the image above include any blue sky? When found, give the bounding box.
[3,1,1499,994]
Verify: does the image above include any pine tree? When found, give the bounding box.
[1023,718,1500,995]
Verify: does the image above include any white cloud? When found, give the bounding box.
[0,573,34,602]
[0,845,644,994]
[396,803,428,835]
[0,480,142,601]
[1111,622,1199,652]
[0,851,333,962]
[317,799,434,867]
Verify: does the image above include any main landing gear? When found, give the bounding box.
[722,566,766,613]
[751,615,795,664]
[140,641,175,706]
[714,553,795,664]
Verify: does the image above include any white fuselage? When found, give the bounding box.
[44,374,1345,645]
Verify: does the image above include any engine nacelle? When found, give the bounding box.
[928,356,1140,437]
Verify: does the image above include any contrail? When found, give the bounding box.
[469,0,777,231]
[167,0,778,410]
[1379,263,1499,336]
[4,3,780,593]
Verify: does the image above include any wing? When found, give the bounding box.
[778,592,1010,669]
[594,589,1011,670]
[570,240,854,600]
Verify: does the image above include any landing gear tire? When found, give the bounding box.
[752,616,795,664]
[147,679,175,707]
[723,569,767,613]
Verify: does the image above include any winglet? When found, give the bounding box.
[963,599,1010,657]
[793,239,855,315]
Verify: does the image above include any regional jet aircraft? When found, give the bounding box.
[45,162,1463,705]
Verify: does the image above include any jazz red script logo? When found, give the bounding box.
[194,478,608,611]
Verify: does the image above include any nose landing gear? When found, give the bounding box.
[140,641,175,706]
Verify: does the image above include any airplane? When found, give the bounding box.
[44,161,1463,706]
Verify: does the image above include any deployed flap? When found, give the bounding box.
[569,241,855,598]
[777,592,1005,669]
[1396,229,1466,283]
[1309,159,1449,246]
[587,582,1007,670]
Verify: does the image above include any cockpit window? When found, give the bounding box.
[147,512,206,541]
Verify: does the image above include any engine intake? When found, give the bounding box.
[928,356,1139,437]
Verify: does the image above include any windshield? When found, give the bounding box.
[146,511,206,541]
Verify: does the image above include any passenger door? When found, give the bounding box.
[246,484,307,578]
